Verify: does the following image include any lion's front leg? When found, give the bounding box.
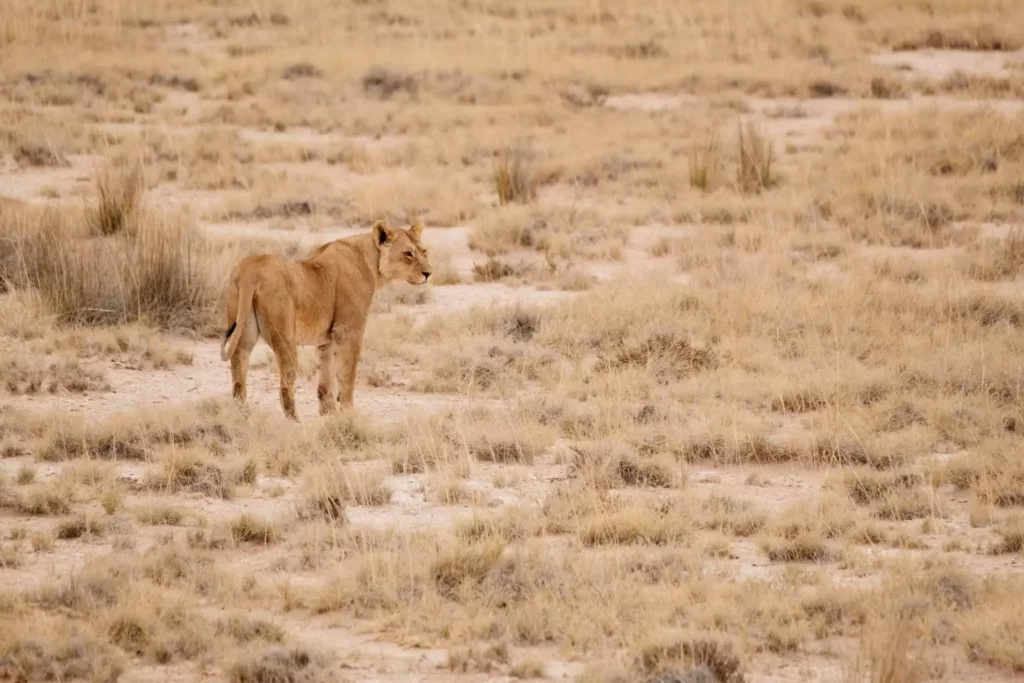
[334,325,366,410]
[317,342,338,416]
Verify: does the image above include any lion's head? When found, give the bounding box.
[374,220,433,285]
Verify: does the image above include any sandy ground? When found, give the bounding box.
[3,37,1024,682]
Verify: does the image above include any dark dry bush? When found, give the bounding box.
[227,647,329,683]
[598,330,717,382]
[362,67,418,98]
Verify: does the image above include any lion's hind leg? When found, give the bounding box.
[265,323,300,421]
[229,308,260,404]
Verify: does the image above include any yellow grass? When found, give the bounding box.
[3,0,1024,681]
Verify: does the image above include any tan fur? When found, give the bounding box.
[220,220,432,419]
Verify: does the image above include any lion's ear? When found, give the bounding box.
[408,221,424,240]
[372,219,395,248]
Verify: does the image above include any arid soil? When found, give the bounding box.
[3,2,1024,682]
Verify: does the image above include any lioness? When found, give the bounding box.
[220,220,432,419]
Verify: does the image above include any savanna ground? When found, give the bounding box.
[2,1,1024,681]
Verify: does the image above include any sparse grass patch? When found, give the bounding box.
[737,121,774,193]
[133,504,187,526]
[633,630,746,683]
[0,354,108,395]
[151,449,233,499]
[230,513,283,544]
[569,440,680,489]
[431,539,505,599]
[579,506,692,547]
[0,482,74,516]
[689,133,723,191]
[2,198,216,331]
[494,142,537,205]
[762,532,838,563]
[57,515,106,540]
[228,647,329,683]
[87,164,143,237]
[303,464,392,512]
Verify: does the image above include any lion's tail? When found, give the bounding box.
[220,274,257,362]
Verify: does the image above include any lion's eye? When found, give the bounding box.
[404,251,414,258]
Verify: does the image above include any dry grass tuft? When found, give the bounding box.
[430,540,505,599]
[304,465,392,515]
[227,647,329,683]
[636,630,746,683]
[494,142,537,205]
[762,532,838,563]
[689,134,723,191]
[229,513,283,544]
[736,122,774,193]
[570,440,680,489]
[1,198,216,331]
[87,164,143,237]
[579,507,691,547]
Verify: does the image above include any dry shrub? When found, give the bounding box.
[762,531,838,563]
[0,354,108,395]
[430,540,505,600]
[362,66,418,99]
[38,399,249,463]
[229,513,282,544]
[472,256,541,283]
[689,133,722,191]
[1,482,74,516]
[965,230,1024,281]
[957,578,1024,673]
[845,613,929,683]
[303,464,392,515]
[635,630,746,683]
[696,495,766,537]
[0,617,124,683]
[992,518,1024,554]
[569,440,679,489]
[469,203,625,261]
[134,505,186,526]
[537,283,715,384]
[227,647,329,683]
[494,142,537,205]
[873,488,937,521]
[57,515,105,540]
[737,122,774,193]
[595,329,717,382]
[579,506,691,547]
[842,469,922,505]
[461,412,555,465]
[818,108,1024,246]
[151,449,233,499]
[87,164,143,237]
[896,25,1018,51]
[455,509,541,543]
[0,196,216,332]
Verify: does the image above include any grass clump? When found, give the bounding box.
[0,180,216,332]
[737,121,774,193]
[87,164,143,237]
[493,142,537,205]
[227,647,329,683]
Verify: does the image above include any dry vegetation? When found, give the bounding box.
[2,0,1024,681]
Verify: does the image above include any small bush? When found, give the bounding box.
[737,121,774,193]
[0,181,216,332]
[494,143,537,205]
[87,165,143,237]
[227,647,329,683]
[229,514,282,544]
[688,134,722,191]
